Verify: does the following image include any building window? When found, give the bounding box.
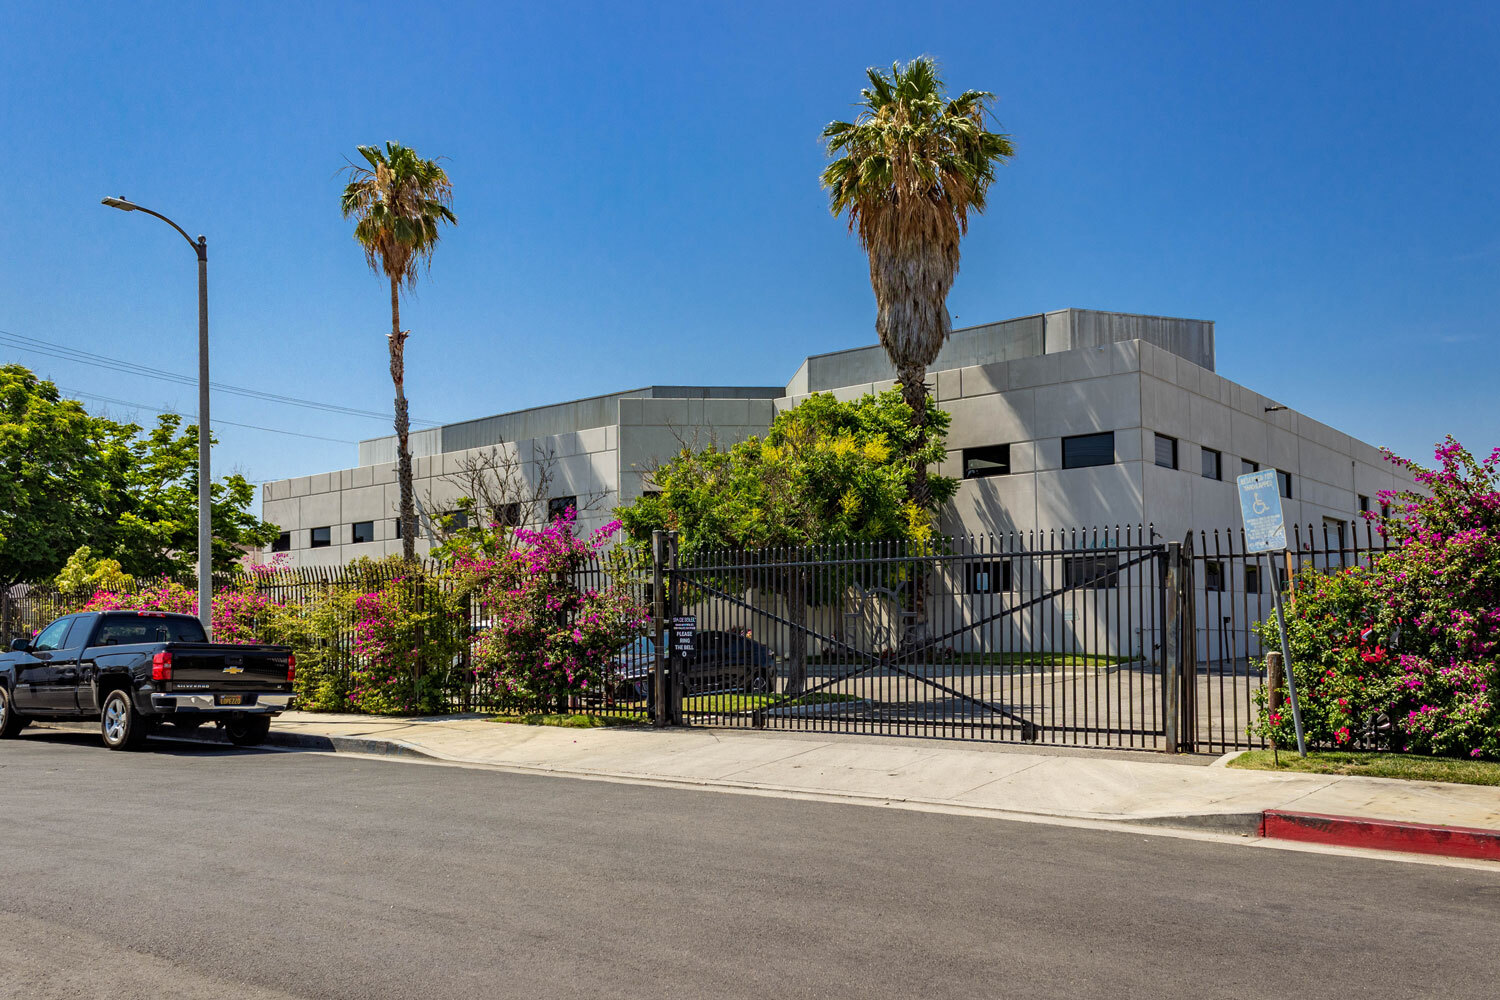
[963,444,1012,479]
[1323,517,1347,549]
[1277,470,1293,499]
[310,526,331,549]
[1064,555,1119,590]
[1381,503,1391,519]
[965,561,1013,594]
[1245,565,1262,594]
[548,496,577,521]
[1358,494,1370,513]
[271,531,291,553]
[1062,432,1114,470]
[1201,448,1221,481]
[1204,560,1225,592]
[642,490,662,500]
[1153,434,1178,470]
[394,518,402,539]
[443,510,469,530]
[494,502,522,527]
[351,521,374,544]
[1241,459,1259,477]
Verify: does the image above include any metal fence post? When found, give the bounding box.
[666,531,683,726]
[651,530,667,727]
[1162,541,1182,753]
[1179,532,1198,750]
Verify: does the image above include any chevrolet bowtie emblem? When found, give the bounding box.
[223,666,245,674]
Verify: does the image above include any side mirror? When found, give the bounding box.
[8,638,30,653]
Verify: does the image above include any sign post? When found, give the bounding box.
[1236,470,1306,757]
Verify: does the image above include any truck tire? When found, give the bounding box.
[225,715,271,747]
[100,689,146,750]
[0,686,29,739]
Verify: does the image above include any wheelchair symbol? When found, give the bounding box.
[1252,496,1270,515]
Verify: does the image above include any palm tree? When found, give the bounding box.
[822,58,1013,505]
[341,141,456,560]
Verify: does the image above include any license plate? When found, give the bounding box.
[217,694,243,706]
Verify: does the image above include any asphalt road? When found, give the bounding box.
[2,731,1497,1000]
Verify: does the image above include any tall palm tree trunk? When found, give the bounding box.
[389,275,416,561]
[896,361,933,508]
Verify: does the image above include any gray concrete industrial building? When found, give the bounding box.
[259,308,1416,567]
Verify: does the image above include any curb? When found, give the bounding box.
[1259,810,1500,861]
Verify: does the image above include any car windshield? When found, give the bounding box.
[93,615,208,646]
[629,636,655,654]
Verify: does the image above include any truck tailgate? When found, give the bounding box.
[165,643,292,689]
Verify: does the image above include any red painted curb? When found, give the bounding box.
[1260,810,1500,861]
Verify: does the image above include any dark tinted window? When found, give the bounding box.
[1242,459,1259,476]
[62,616,92,648]
[1205,561,1225,592]
[93,614,207,646]
[1065,555,1119,589]
[1358,494,1370,513]
[310,526,331,548]
[394,518,403,539]
[1245,565,1262,594]
[1062,433,1114,469]
[495,503,522,527]
[1277,470,1293,499]
[271,531,291,553]
[351,521,374,544]
[443,510,469,530]
[963,444,1012,479]
[1201,448,1221,480]
[1154,434,1177,470]
[966,561,1013,593]
[548,496,577,521]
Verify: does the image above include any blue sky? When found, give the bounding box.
[2,0,1497,511]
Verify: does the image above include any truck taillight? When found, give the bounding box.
[287,653,296,683]
[151,650,173,681]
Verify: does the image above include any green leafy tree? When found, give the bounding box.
[1,365,276,588]
[617,389,956,693]
[341,141,457,560]
[54,546,135,602]
[0,365,114,588]
[821,57,1013,505]
[99,413,278,578]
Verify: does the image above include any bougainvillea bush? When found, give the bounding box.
[80,579,273,644]
[449,510,648,714]
[347,563,466,715]
[1254,438,1500,758]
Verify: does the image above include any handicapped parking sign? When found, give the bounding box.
[1237,469,1286,553]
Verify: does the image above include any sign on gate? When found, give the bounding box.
[670,616,696,653]
[1236,470,1286,553]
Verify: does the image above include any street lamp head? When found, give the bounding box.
[100,196,137,211]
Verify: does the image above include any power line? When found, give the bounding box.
[59,386,359,444]
[0,327,443,427]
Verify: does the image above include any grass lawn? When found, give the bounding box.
[682,691,865,714]
[1229,749,1500,786]
[490,711,646,728]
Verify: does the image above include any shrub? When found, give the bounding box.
[348,568,466,715]
[451,511,648,714]
[1254,438,1500,758]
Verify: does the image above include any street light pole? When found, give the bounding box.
[101,197,214,638]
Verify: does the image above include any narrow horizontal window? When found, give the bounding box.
[548,496,577,521]
[963,444,1012,479]
[271,531,291,553]
[1064,555,1119,589]
[1241,459,1259,476]
[309,526,331,549]
[350,521,374,544]
[965,560,1013,594]
[1062,432,1114,470]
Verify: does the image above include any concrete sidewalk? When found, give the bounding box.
[231,712,1500,842]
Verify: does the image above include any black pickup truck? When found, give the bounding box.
[0,610,295,750]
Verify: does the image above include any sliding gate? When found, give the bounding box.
[657,529,1186,749]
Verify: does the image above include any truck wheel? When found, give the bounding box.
[0,687,29,739]
[101,689,146,750]
[225,715,271,747]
